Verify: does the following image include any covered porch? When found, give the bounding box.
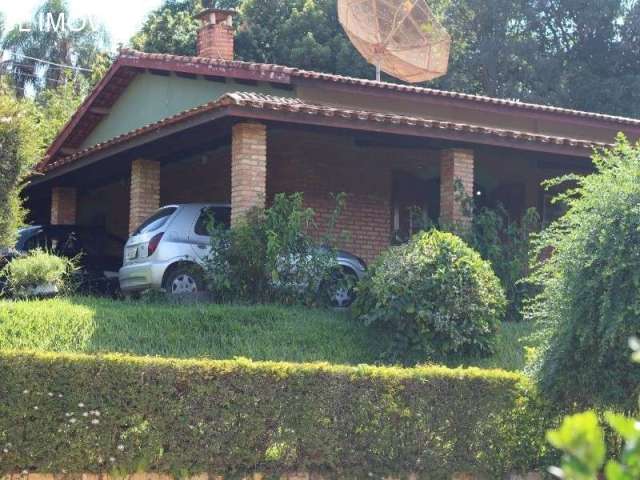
[25,93,597,263]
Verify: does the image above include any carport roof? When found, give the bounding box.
[37,91,609,179]
[39,48,640,173]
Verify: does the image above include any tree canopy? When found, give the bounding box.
[1,0,109,96]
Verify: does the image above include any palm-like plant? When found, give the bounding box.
[1,0,109,96]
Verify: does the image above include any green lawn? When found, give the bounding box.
[0,297,537,370]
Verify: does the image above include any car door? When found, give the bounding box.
[190,206,231,261]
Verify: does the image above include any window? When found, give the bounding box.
[133,207,177,236]
[195,206,231,236]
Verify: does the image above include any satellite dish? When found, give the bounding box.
[338,0,451,83]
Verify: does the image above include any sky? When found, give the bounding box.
[0,0,164,48]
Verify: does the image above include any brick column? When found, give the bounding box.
[231,122,267,226]
[440,148,475,228]
[50,187,77,225]
[129,159,160,235]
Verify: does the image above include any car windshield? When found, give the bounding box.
[133,207,177,236]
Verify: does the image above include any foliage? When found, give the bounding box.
[131,0,202,56]
[0,90,39,248]
[526,136,640,411]
[0,350,544,478]
[33,73,90,149]
[1,0,110,96]
[547,341,640,480]
[204,193,341,306]
[0,249,74,297]
[0,77,86,248]
[469,206,541,322]
[353,230,506,361]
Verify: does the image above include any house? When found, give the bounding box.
[25,8,640,263]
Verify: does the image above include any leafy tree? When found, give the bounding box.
[130,0,202,56]
[0,86,39,247]
[526,136,640,411]
[234,0,372,77]
[34,73,89,149]
[1,0,109,96]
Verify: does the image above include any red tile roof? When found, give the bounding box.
[118,49,640,127]
[41,48,639,173]
[39,92,609,174]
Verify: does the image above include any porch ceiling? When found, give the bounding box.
[31,91,607,186]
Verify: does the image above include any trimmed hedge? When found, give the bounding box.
[0,352,545,479]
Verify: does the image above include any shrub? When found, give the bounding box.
[0,351,545,478]
[0,92,38,248]
[353,230,506,360]
[469,206,541,322]
[546,341,640,479]
[1,249,74,297]
[204,193,343,305]
[526,136,640,410]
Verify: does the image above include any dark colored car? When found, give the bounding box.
[1,225,126,295]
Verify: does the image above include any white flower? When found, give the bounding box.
[117,444,125,451]
[22,470,29,475]
[65,412,74,417]
[78,402,85,408]
[33,406,38,410]
[91,419,100,425]
[69,418,77,424]
[82,412,89,417]
[22,390,29,395]
[3,448,8,453]
[109,457,116,463]
[58,393,63,398]
[48,392,54,397]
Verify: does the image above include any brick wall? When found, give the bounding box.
[161,148,231,205]
[50,187,77,225]
[268,130,428,263]
[197,24,234,60]
[129,159,160,235]
[231,122,267,226]
[440,149,475,227]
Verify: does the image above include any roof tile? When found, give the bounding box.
[39,92,609,174]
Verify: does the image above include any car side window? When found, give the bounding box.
[195,207,231,236]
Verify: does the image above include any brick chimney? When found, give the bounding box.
[196,8,235,60]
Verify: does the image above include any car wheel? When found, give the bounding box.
[322,269,358,308]
[164,266,204,296]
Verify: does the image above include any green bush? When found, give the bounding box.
[469,206,541,322]
[526,136,640,410]
[0,92,38,248]
[205,193,344,305]
[546,341,640,480]
[1,249,74,297]
[0,351,544,478]
[353,230,506,360]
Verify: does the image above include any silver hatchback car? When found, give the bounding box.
[119,204,367,306]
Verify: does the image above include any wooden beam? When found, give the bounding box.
[89,107,110,115]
